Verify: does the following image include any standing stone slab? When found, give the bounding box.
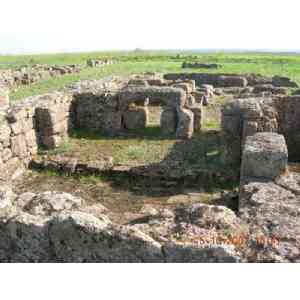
[176,109,194,139]
[123,107,149,130]
[11,135,28,159]
[101,111,122,134]
[160,108,177,134]
[241,132,288,180]
[190,105,203,132]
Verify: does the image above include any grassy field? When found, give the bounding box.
[1,51,300,101]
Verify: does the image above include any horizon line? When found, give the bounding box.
[1,48,300,56]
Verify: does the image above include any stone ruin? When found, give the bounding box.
[220,90,300,261]
[0,74,204,184]
[1,70,300,262]
[238,132,300,262]
[182,62,222,69]
[87,58,115,68]
[0,74,247,263]
[164,72,298,98]
[221,95,300,163]
[0,73,203,176]
[74,74,202,139]
[0,64,81,89]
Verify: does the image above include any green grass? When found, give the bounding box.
[68,126,176,165]
[1,51,299,101]
[38,141,72,155]
[2,50,300,67]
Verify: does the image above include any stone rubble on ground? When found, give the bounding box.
[0,71,299,262]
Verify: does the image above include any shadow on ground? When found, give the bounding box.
[34,126,240,195]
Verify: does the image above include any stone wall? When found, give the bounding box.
[182,62,221,69]
[221,96,300,164]
[74,79,202,139]
[0,75,204,183]
[0,64,81,89]
[164,73,298,88]
[87,59,115,68]
[0,92,74,183]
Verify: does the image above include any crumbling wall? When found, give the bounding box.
[164,73,298,88]
[0,75,205,182]
[74,92,120,132]
[87,59,114,68]
[164,73,248,88]
[221,96,300,164]
[182,62,221,69]
[74,83,202,139]
[0,92,74,182]
[0,64,81,89]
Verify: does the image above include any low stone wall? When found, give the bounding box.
[0,64,81,89]
[87,59,115,68]
[0,92,74,182]
[182,62,221,69]
[165,73,248,88]
[0,74,205,184]
[164,73,298,88]
[221,96,300,164]
[74,81,202,139]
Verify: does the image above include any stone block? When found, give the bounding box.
[42,119,69,136]
[123,107,149,130]
[190,105,203,132]
[186,95,196,108]
[35,107,67,128]
[101,111,122,134]
[242,121,258,139]
[160,108,177,135]
[11,135,28,158]
[24,129,38,149]
[241,132,288,180]
[118,86,187,110]
[176,109,194,139]
[42,135,64,149]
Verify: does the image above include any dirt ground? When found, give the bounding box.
[14,97,239,224]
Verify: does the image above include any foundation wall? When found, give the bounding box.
[0,92,74,182]
[221,96,300,165]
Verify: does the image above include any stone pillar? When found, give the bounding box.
[241,132,288,180]
[160,108,177,134]
[186,95,196,108]
[123,107,149,130]
[101,111,123,134]
[221,98,263,165]
[35,102,70,149]
[0,85,9,108]
[190,104,203,132]
[176,109,194,139]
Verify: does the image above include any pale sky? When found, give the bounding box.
[1,0,300,54]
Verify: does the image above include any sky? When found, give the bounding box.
[1,0,300,54]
